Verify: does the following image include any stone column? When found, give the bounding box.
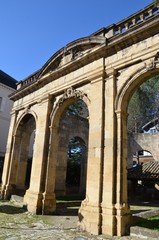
[115,110,131,236]
[23,98,52,214]
[101,68,117,236]
[78,76,104,235]
[42,123,57,214]
[1,111,18,199]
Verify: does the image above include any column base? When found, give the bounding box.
[115,203,132,236]
[0,184,16,200]
[42,192,56,215]
[102,204,117,236]
[102,203,132,236]
[23,190,43,214]
[78,197,101,235]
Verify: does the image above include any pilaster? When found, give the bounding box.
[24,98,51,214]
[115,110,131,236]
[40,122,57,214]
[101,68,117,236]
[78,75,104,235]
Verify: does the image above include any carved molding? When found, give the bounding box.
[145,52,159,71]
[154,52,159,66]
[57,87,88,107]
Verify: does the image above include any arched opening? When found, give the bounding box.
[12,113,36,196]
[133,150,153,166]
[127,75,159,134]
[127,73,159,209]
[54,98,89,199]
[66,136,87,196]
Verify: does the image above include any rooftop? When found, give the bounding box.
[128,161,159,181]
[0,70,17,90]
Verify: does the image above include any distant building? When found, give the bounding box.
[0,70,17,166]
[128,161,159,201]
[142,118,159,133]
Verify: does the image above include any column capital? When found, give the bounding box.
[105,67,116,78]
[115,109,128,119]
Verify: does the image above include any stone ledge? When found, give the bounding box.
[131,226,159,240]
[133,209,159,219]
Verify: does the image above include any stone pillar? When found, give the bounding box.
[42,123,57,214]
[1,111,18,199]
[99,67,131,237]
[101,69,117,236]
[78,77,104,235]
[115,110,131,236]
[24,98,52,214]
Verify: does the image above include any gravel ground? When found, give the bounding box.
[0,199,152,240]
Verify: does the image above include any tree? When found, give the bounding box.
[154,0,159,6]
[66,99,89,119]
[128,76,159,133]
[66,137,86,187]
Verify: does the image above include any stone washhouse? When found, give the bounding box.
[1,3,159,237]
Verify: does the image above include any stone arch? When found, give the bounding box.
[43,87,89,214]
[14,110,37,135]
[114,65,159,213]
[50,87,90,128]
[133,133,159,161]
[115,64,159,112]
[3,112,36,197]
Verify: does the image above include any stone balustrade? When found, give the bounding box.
[106,3,159,37]
[16,75,37,90]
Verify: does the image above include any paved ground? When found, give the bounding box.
[0,199,158,240]
[0,200,132,240]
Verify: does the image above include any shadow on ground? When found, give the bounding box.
[131,208,152,214]
[55,201,80,216]
[0,203,26,214]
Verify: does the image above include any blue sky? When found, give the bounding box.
[0,0,153,81]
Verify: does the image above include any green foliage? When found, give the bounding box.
[67,100,83,116]
[128,75,159,133]
[65,100,88,189]
[66,99,89,119]
[154,0,159,7]
[137,215,159,231]
[66,137,86,187]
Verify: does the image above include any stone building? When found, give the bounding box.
[1,3,159,237]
